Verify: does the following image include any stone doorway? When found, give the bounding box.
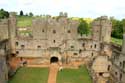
[50,57,58,63]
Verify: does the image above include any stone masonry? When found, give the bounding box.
[0,12,113,83]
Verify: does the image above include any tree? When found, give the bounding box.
[20,10,24,16]
[111,18,123,39]
[25,13,28,16]
[0,9,9,19]
[29,12,33,17]
[77,18,90,36]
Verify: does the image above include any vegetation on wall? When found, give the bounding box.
[77,18,90,36]
[111,17,124,39]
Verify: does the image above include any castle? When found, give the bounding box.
[0,12,124,83]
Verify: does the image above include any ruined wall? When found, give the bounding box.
[16,13,79,58]
[91,16,112,83]
[8,12,17,54]
[14,15,112,68]
[0,19,9,40]
[111,43,125,83]
[110,24,125,83]
[0,40,8,83]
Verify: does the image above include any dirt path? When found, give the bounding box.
[47,63,59,83]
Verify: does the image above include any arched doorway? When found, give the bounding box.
[50,57,58,63]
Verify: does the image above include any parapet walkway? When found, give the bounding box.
[47,63,59,83]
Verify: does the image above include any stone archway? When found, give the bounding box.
[50,56,59,63]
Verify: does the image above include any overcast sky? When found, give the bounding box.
[0,0,125,19]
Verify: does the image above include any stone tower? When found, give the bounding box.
[8,12,17,54]
[92,16,112,43]
[92,16,112,83]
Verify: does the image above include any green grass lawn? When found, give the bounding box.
[8,67,49,83]
[17,16,33,27]
[111,37,122,45]
[57,66,92,83]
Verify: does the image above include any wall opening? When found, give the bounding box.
[120,73,122,81]
[37,45,41,49]
[50,56,58,63]
[91,52,93,56]
[99,72,103,76]
[42,29,44,32]
[90,45,92,48]
[82,43,85,47]
[16,51,19,54]
[53,30,56,34]
[67,30,71,33]
[21,45,25,49]
[108,65,110,71]
[74,53,78,55]
[16,42,19,46]
[79,49,82,53]
[94,44,96,48]
[123,61,125,68]
[71,45,74,48]
[53,40,56,43]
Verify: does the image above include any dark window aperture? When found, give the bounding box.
[79,49,82,53]
[16,51,19,54]
[16,42,19,46]
[21,45,25,49]
[94,44,97,48]
[37,45,41,48]
[71,45,74,48]
[53,40,56,43]
[53,30,56,34]
[67,30,71,33]
[74,53,78,55]
[82,43,85,47]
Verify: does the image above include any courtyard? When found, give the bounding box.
[8,67,49,83]
[8,65,92,83]
[57,66,92,83]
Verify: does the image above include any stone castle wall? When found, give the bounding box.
[0,12,113,83]
[0,40,9,83]
[0,19,9,40]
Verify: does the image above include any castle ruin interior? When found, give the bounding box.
[0,12,125,83]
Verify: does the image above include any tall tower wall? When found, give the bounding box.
[92,16,112,43]
[8,12,17,54]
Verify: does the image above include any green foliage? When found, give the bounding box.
[20,10,24,16]
[0,9,9,19]
[78,18,90,35]
[17,16,33,27]
[122,19,125,33]
[29,12,33,17]
[111,37,122,45]
[111,18,123,39]
[57,66,92,83]
[9,67,49,83]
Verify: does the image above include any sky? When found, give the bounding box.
[0,0,125,19]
